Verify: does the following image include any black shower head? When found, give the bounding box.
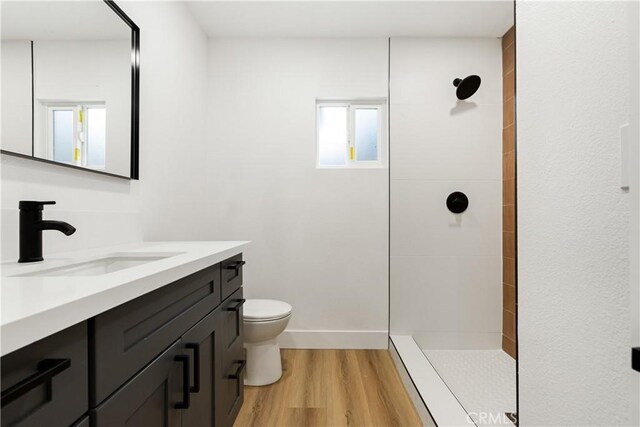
[453,75,481,100]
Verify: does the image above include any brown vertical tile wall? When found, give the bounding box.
[502,26,517,359]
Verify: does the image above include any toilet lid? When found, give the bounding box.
[244,299,292,321]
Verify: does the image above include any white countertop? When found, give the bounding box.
[0,241,250,356]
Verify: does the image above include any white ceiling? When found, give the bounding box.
[186,1,514,38]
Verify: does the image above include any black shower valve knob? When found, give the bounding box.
[447,192,469,214]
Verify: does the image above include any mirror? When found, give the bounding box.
[1,0,139,179]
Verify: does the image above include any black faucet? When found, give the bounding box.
[19,201,76,263]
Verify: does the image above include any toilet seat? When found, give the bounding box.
[244,299,292,322]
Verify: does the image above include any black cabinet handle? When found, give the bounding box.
[224,260,246,270]
[633,347,640,372]
[1,358,70,408]
[185,343,200,393]
[227,360,246,379]
[174,355,190,409]
[223,298,246,312]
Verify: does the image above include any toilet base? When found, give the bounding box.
[244,337,283,386]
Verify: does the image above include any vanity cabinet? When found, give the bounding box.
[0,254,245,427]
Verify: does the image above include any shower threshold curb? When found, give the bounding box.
[389,335,475,427]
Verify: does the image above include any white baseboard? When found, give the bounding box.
[279,329,388,349]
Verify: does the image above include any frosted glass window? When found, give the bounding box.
[354,108,379,161]
[316,100,386,168]
[52,110,73,163]
[318,106,347,166]
[87,107,106,168]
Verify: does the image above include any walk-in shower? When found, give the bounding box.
[388,4,517,426]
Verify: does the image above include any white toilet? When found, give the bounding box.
[243,299,292,386]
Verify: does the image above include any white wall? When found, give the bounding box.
[389,38,503,350]
[32,40,131,176]
[121,1,211,243]
[1,40,32,156]
[206,38,389,348]
[517,1,634,425]
[1,1,209,261]
[630,1,640,423]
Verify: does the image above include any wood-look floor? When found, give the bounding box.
[234,349,422,427]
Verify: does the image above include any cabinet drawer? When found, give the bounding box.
[91,340,182,427]
[1,323,88,427]
[219,288,245,352]
[91,264,221,405]
[220,254,244,301]
[216,288,245,427]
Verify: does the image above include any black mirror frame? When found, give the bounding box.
[106,0,139,180]
[0,0,140,180]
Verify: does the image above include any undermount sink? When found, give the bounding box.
[14,253,184,277]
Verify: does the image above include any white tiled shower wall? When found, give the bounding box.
[389,38,503,349]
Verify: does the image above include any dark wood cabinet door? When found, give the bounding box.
[91,340,183,427]
[180,307,220,427]
[0,323,88,427]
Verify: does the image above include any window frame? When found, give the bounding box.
[47,105,76,164]
[43,101,106,170]
[84,105,107,170]
[316,99,387,169]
